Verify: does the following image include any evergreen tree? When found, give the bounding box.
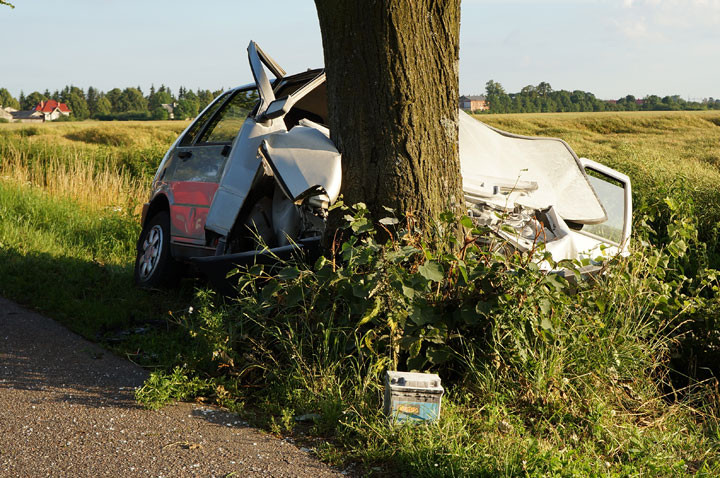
[197,89,215,111]
[86,87,99,116]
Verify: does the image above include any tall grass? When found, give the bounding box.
[1,153,146,211]
[0,121,187,209]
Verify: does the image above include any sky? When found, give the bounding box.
[1,0,719,101]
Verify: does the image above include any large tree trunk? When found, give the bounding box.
[314,0,463,230]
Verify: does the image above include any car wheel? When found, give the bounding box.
[134,211,181,288]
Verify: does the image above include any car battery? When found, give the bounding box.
[383,371,444,422]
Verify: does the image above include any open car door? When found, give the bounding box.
[204,42,334,252]
[204,42,291,240]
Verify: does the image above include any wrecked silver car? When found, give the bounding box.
[134,41,632,287]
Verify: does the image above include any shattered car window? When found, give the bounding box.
[199,89,259,144]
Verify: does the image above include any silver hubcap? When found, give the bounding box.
[139,225,163,280]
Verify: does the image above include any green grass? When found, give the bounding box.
[1,115,720,476]
[0,121,193,364]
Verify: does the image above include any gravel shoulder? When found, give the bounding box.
[0,297,345,477]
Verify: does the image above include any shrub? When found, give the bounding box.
[135,204,720,474]
[93,111,153,121]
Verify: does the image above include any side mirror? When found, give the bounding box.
[260,96,293,121]
[257,72,327,123]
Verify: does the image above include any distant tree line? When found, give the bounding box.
[480,80,720,114]
[4,81,720,120]
[0,85,225,121]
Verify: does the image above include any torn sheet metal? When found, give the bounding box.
[260,119,342,205]
[459,110,607,225]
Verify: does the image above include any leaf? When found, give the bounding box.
[427,346,453,365]
[409,337,423,358]
[386,246,420,263]
[540,316,553,331]
[594,297,606,313]
[664,197,678,212]
[542,273,567,292]
[357,297,382,327]
[379,217,399,225]
[457,260,469,284]
[314,255,328,271]
[249,264,265,276]
[328,198,344,211]
[410,304,437,326]
[538,297,551,315]
[261,280,281,300]
[402,284,416,299]
[225,267,241,280]
[285,284,304,307]
[439,211,455,224]
[351,217,374,234]
[475,300,492,317]
[277,266,301,281]
[460,216,474,229]
[418,261,445,282]
[460,307,480,325]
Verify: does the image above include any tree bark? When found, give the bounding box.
[314,0,463,230]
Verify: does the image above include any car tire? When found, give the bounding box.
[134,211,181,288]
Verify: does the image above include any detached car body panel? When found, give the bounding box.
[134,41,632,288]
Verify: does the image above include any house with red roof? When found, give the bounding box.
[34,100,71,121]
[12,100,72,123]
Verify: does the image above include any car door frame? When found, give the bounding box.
[164,87,257,254]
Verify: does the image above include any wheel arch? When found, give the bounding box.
[143,194,170,228]
[138,194,171,251]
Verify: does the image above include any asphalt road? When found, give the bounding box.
[0,297,346,477]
